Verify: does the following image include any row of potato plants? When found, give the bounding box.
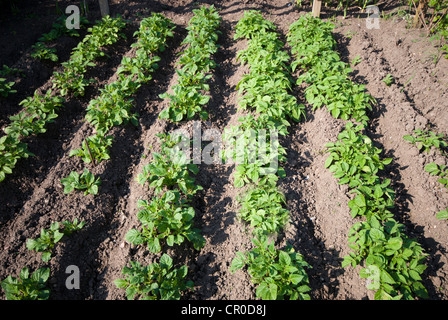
[159,5,221,122]
[114,6,221,300]
[287,14,429,300]
[0,16,127,183]
[63,13,176,195]
[227,11,311,300]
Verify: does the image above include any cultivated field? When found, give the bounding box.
[0,0,447,300]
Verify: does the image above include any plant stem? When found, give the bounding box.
[84,138,96,166]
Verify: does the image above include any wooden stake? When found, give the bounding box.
[312,0,322,17]
[98,0,110,17]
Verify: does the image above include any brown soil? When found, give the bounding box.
[0,0,447,300]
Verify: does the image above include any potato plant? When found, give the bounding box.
[1,267,50,300]
[60,168,101,195]
[137,133,202,197]
[283,13,430,300]
[404,129,448,154]
[125,189,205,253]
[31,15,89,62]
[26,220,85,262]
[0,78,16,97]
[114,254,193,300]
[231,237,311,300]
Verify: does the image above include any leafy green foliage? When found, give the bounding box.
[0,89,63,182]
[405,129,448,221]
[26,220,85,262]
[26,222,64,262]
[159,5,221,122]
[125,190,204,253]
[114,254,193,300]
[0,78,16,97]
[61,218,86,236]
[226,10,311,301]
[1,267,50,300]
[351,55,362,66]
[137,133,202,197]
[60,168,101,195]
[69,134,113,164]
[31,42,59,62]
[420,0,448,58]
[424,162,448,189]
[0,65,24,77]
[436,208,448,220]
[5,89,64,138]
[287,14,376,125]
[83,13,174,159]
[342,217,428,300]
[223,123,286,188]
[85,74,140,135]
[403,129,448,154]
[0,17,127,184]
[159,83,210,122]
[234,10,276,40]
[235,13,305,126]
[237,185,289,237]
[348,178,396,222]
[226,10,304,192]
[231,237,311,300]
[325,122,392,188]
[0,135,33,182]
[38,15,88,43]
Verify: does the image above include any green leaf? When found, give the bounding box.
[436,210,448,220]
[41,251,52,262]
[167,234,175,246]
[32,267,50,283]
[256,281,277,300]
[369,228,385,241]
[409,270,422,281]
[160,253,173,269]
[424,162,439,174]
[147,237,161,253]
[114,278,128,289]
[19,268,30,280]
[386,237,402,251]
[380,270,395,285]
[278,251,291,266]
[125,229,142,245]
[230,252,246,272]
[412,281,429,299]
